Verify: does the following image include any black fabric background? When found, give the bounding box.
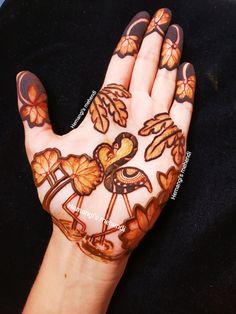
[0,0,235,313]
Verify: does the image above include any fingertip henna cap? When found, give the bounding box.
[159,24,184,71]
[16,71,50,128]
[175,62,196,104]
[145,8,172,37]
[113,11,150,58]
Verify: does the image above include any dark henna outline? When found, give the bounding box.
[159,24,183,71]
[89,83,131,134]
[145,8,171,37]
[175,62,196,104]
[17,71,50,128]
[113,11,150,58]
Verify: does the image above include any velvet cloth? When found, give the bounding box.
[0,0,235,313]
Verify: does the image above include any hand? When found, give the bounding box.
[17,8,196,263]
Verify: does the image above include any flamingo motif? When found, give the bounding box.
[92,132,152,245]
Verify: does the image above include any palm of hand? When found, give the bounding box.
[17,8,196,262]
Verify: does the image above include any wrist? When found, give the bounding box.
[24,225,128,314]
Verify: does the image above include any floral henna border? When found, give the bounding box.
[113,11,150,58]
[89,83,131,134]
[138,112,185,166]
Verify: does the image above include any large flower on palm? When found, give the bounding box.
[31,148,61,186]
[60,155,103,195]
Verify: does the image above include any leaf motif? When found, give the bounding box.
[176,75,196,103]
[144,126,181,161]
[107,99,128,127]
[89,95,109,133]
[114,35,139,58]
[138,113,173,136]
[160,39,181,70]
[145,8,171,36]
[103,84,131,98]
[171,134,185,166]
[136,206,149,231]
[31,148,61,186]
[100,84,130,127]
[60,154,103,195]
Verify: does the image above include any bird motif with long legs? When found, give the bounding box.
[92,132,152,246]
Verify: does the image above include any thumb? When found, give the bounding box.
[16,71,55,157]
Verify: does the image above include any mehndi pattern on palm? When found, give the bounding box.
[31,131,180,262]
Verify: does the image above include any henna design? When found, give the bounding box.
[89,83,131,133]
[30,134,179,262]
[138,112,185,166]
[175,63,196,104]
[17,71,50,128]
[80,133,152,260]
[31,148,103,233]
[159,25,183,71]
[145,8,171,37]
[119,166,179,251]
[113,11,150,58]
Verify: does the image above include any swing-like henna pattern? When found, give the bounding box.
[89,83,131,133]
[175,62,196,104]
[145,8,171,37]
[113,11,150,58]
[138,113,185,166]
[159,24,183,71]
[17,71,50,128]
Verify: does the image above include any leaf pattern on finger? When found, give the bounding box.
[159,25,183,71]
[114,35,139,58]
[145,8,171,37]
[89,84,131,134]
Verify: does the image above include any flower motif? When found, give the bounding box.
[31,148,61,186]
[60,155,103,195]
[119,166,179,251]
[176,75,196,103]
[20,84,49,127]
[114,35,139,58]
